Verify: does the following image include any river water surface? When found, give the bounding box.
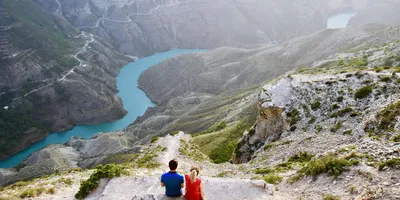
[327,10,357,29]
[0,49,206,168]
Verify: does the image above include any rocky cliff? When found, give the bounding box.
[233,39,400,199]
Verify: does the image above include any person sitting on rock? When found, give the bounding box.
[185,167,206,200]
[161,159,184,197]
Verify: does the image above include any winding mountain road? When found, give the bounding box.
[11,34,95,101]
[10,0,196,101]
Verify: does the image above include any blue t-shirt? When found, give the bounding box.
[161,172,184,196]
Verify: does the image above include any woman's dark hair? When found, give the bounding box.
[169,159,178,170]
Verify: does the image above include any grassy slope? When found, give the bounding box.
[189,87,259,163]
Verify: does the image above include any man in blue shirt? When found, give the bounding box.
[161,159,184,197]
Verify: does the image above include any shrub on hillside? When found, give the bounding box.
[378,158,400,171]
[311,101,321,110]
[151,136,159,143]
[298,153,358,178]
[380,76,392,82]
[337,107,353,116]
[263,173,283,184]
[75,164,122,200]
[20,187,45,198]
[323,194,341,200]
[355,86,373,99]
[377,101,400,131]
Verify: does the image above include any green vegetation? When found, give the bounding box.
[331,104,340,110]
[289,152,314,163]
[384,58,394,67]
[374,67,383,73]
[264,143,277,151]
[209,120,253,163]
[337,107,353,116]
[350,112,360,117]
[169,87,258,135]
[392,134,400,142]
[248,127,256,136]
[192,121,227,137]
[346,57,368,67]
[151,136,160,143]
[377,158,400,171]
[337,96,344,102]
[380,76,392,82]
[179,139,209,161]
[311,101,321,110]
[263,174,283,184]
[286,108,300,126]
[170,131,180,136]
[348,185,358,194]
[75,164,123,200]
[214,172,232,178]
[323,194,341,200]
[291,153,359,180]
[330,121,342,132]
[56,178,73,185]
[194,103,257,164]
[355,72,364,78]
[254,152,314,175]
[355,86,373,99]
[47,188,55,194]
[315,124,323,132]
[308,116,316,124]
[0,108,45,158]
[263,140,292,152]
[99,154,139,165]
[343,130,353,135]
[254,167,275,174]
[136,150,160,168]
[376,101,400,131]
[20,187,45,198]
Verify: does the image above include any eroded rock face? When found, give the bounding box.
[255,107,288,144]
[233,93,288,164]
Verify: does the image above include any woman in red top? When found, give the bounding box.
[185,167,205,200]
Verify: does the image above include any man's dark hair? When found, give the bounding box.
[169,159,178,170]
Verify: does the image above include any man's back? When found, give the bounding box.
[161,172,184,197]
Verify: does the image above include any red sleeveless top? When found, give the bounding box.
[185,174,202,200]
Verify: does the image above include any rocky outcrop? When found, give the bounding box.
[235,37,400,164]
[233,90,289,163]
[0,144,80,186]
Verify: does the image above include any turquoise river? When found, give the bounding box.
[0,49,206,168]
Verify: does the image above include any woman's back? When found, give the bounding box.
[185,174,202,200]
